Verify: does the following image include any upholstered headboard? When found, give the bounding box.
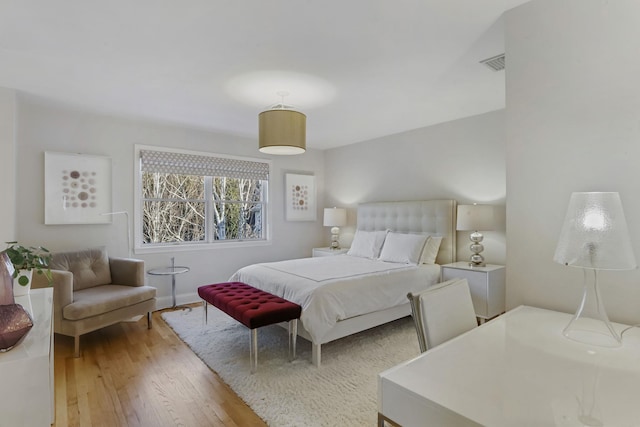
[356,200,457,265]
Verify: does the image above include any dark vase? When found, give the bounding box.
[0,251,33,351]
[0,251,14,305]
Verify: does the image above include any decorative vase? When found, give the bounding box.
[12,270,33,297]
[0,304,34,351]
[0,254,14,306]
[0,252,33,351]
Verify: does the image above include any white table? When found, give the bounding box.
[378,306,640,427]
[0,288,54,426]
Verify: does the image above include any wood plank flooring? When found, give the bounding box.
[53,306,267,427]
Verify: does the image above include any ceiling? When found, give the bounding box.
[0,0,529,150]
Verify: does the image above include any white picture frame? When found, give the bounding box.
[285,173,316,221]
[44,152,112,225]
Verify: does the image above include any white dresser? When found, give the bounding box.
[0,288,54,426]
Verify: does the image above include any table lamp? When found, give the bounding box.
[323,207,347,250]
[456,204,495,267]
[553,192,636,347]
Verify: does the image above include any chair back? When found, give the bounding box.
[50,247,112,290]
[407,278,477,352]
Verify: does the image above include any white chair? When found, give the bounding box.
[407,278,477,352]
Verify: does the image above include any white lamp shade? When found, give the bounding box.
[456,204,495,231]
[323,207,346,227]
[554,192,637,270]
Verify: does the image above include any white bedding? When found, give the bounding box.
[229,255,441,343]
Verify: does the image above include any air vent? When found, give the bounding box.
[480,54,505,71]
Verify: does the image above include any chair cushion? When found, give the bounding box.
[50,247,112,291]
[63,284,156,320]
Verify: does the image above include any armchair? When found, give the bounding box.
[32,247,156,357]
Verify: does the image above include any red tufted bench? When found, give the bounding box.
[197,282,302,372]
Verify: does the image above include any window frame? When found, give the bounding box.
[134,145,272,254]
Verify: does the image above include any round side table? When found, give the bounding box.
[147,257,191,311]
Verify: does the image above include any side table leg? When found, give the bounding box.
[172,274,177,308]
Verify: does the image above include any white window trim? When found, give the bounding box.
[133,144,272,254]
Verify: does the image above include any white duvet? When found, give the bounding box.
[229,255,440,343]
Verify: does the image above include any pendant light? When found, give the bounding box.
[259,91,306,155]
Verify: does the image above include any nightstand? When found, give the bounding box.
[312,247,349,257]
[441,262,505,322]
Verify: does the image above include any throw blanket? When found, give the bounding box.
[261,254,410,282]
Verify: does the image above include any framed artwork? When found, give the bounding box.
[44,152,112,225]
[285,173,316,221]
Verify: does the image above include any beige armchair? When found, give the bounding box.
[32,247,156,357]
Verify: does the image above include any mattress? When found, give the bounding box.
[229,254,441,343]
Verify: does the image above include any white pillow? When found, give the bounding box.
[420,236,443,264]
[347,230,388,259]
[378,232,429,264]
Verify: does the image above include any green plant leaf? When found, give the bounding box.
[4,242,53,285]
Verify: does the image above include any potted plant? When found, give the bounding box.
[4,242,53,296]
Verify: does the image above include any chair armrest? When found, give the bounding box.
[31,270,53,289]
[33,268,73,305]
[109,257,145,287]
[33,269,74,334]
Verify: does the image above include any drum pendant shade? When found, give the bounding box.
[259,109,306,155]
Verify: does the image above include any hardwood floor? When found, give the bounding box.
[53,306,267,427]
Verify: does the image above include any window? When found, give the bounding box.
[137,147,270,248]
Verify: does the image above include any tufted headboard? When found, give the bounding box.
[356,200,457,265]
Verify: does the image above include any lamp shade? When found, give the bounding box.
[553,192,636,270]
[323,207,346,227]
[456,204,495,231]
[259,109,306,155]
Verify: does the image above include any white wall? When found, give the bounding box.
[15,94,326,308]
[324,110,506,265]
[0,88,16,243]
[505,0,640,323]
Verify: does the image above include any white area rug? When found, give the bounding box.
[162,306,420,427]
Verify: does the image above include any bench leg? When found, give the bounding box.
[288,319,298,361]
[250,328,258,373]
[203,301,208,324]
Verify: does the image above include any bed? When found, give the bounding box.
[230,199,457,366]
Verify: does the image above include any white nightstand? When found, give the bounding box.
[312,247,349,257]
[441,262,505,322]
